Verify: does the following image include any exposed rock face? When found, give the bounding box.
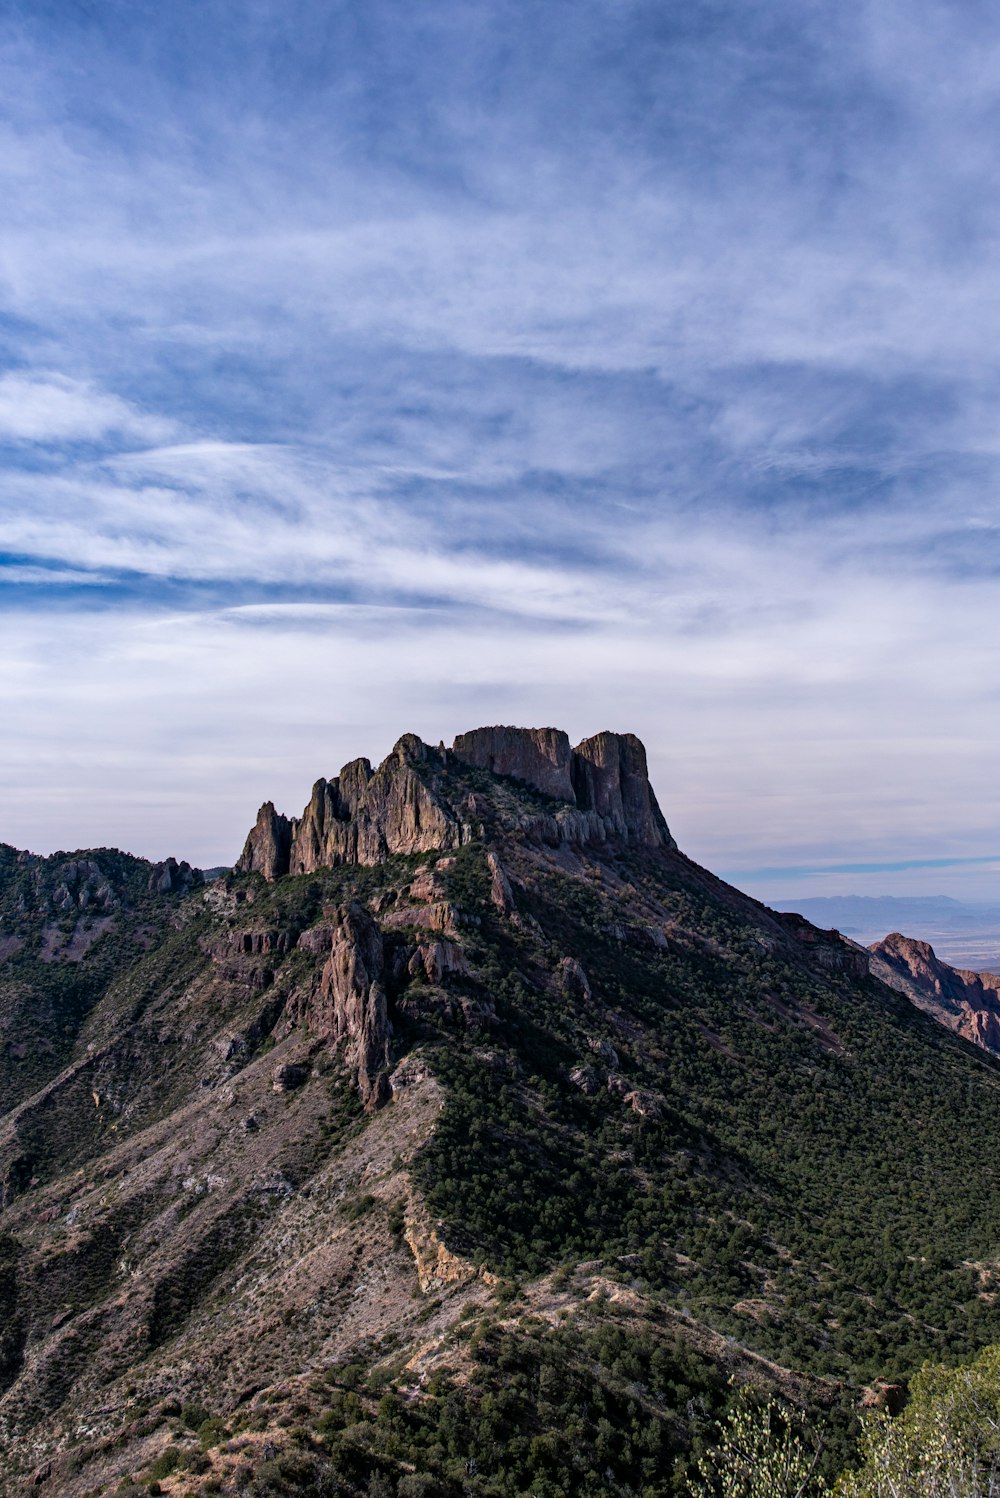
[486,849,516,916]
[235,802,294,881]
[569,1064,601,1095]
[234,725,675,881]
[403,1206,491,1292]
[289,738,463,874]
[409,939,471,985]
[588,1036,619,1067]
[294,903,391,1110]
[148,857,201,895]
[572,731,672,846]
[452,725,576,800]
[558,956,592,1004]
[870,933,1000,1057]
[271,1062,309,1093]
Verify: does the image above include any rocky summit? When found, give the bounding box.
[4,728,1000,1496]
[235,727,674,881]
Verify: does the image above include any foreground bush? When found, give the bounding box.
[696,1346,1000,1498]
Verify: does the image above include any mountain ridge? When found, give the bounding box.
[235,726,674,882]
[2,727,1000,1495]
[869,931,1000,1056]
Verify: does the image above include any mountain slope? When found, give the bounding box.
[3,727,1000,1495]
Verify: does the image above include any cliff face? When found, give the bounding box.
[237,802,294,882]
[869,932,1000,1056]
[298,902,391,1111]
[235,725,674,880]
[451,725,576,801]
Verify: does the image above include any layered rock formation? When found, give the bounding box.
[236,725,674,880]
[869,932,1000,1056]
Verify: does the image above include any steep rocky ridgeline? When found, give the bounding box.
[869,931,1000,1055]
[234,725,675,880]
[5,730,1000,1495]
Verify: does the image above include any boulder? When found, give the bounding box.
[271,1063,309,1094]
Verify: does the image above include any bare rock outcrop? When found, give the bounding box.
[569,1064,601,1095]
[486,849,516,916]
[408,939,471,984]
[452,725,576,800]
[572,731,674,848]
[234,725,676,880]
[290,739,464,873]
[148,857,201,895]
[870,933,1000,1057]
[235,802,294,881]
[557,957,592,1003]
[290,903,391,1110]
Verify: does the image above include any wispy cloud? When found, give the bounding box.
[0,0,998,891]
[0,372,174,445]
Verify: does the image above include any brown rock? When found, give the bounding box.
[234,802,295,880]
[569,1064,601,1095]
[288,741,463,874]
[624,1088,662,1119]
[486,849,516,916]
[451,725,575,801]
[271,1062,309,1094]
[289,903,391,1110]
[409,866,446,903]
[571,731,674,847]
[870,933,1000,1058]
[235,725,677,881]
[408,939,471,985]
[860,1380,905,1414]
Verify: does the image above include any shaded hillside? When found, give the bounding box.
[2,728,1000,1495]
[0,844,201,1134]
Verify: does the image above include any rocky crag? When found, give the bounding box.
[235,725,674,880]
[4,729,1000,1495]
[869,931,1000,1056]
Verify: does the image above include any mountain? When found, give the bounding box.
[869,932,1000,1056]
[770,895,1000,971]
[4,727,1000,1495]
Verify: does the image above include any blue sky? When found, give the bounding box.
[1,0,999,900]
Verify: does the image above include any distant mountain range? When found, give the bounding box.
[771,894,1000,970]
[5,727,1000,1494]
